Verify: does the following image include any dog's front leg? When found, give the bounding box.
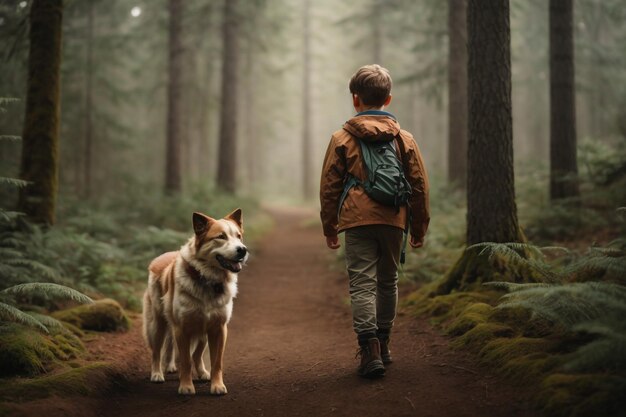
[174,329,195,395]
[207,323,228,395]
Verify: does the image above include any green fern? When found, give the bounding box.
[0,177,29,188]
[26,312,73,333]
[469,242,561,283]
[483,282,552,292]
[0,302,49,333]
[2,283,94,305]
[1,259,61,280]
[564,322,626,372]
[492,281,626,372]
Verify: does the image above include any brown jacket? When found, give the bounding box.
[319,113,430,239]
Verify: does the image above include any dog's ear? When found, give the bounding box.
[192,212,214,236]
[225,208,243,230]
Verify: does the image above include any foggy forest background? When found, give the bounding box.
[1,0,624,202]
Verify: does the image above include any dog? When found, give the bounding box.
[142,209,248,395]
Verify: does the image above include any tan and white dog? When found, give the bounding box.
[142,209,248,395]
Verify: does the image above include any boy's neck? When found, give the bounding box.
[355,105,384,113]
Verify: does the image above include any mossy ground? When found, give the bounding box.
[0,322,84,377]
[406,280,624,416]
[52,298,130,332]
[0,362,124,402]
[0,298,131,406]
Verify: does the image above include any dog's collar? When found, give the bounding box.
[182,260,225,295]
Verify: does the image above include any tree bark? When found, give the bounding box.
[165,0,183,194]
[83,0,94,198]
[549,0,579,201]
[436,0,524,295]
[245,26,258,191]
[196,3,216,182]
[466,0,520,245]
[216,0,240,194]
[18,0,63,225]
[371,0,382,63]
[301,0,313,200]
[447,0,468,189]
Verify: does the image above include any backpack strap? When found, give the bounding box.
[337,174,359,218]
[394,133,411,265]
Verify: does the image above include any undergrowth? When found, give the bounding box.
[406,222,626,417]
[0,184,264,311]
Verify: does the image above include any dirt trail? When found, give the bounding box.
[88,206,533,417]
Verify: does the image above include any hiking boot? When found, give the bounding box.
[356,338,385,378]
[379,337,392,364]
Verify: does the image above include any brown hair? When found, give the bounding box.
[349,64,392,107]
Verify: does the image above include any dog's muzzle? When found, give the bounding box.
[216,252,246,273]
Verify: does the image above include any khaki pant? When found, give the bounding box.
[344,225,403,337]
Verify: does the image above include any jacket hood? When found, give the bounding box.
[343,111,400,143]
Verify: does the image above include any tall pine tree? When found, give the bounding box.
[549,0,579,201]
[165,0,183,194]
[447,0,468,189]
[437,0,523,294]
[216,0,240,194]
[18,0,64,225]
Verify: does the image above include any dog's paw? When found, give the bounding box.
[150,373,165,383]
[198,370,211,381]
[210,383,228,395]
[178,384,196,395]
[165,364,178,373]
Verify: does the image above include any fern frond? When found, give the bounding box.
[0,248,24,259]
[496,282,626,328]
[483,282,552,292]
[0,210,23,222]
[0,302,49,333]
[468,242,561,281]
[588,247,624,257]
[539,246,571,255]
[0,98,19,106]
[1,259,61,280]
[564,255,626,281]
[0,177,30,188]
[0,235,26,248]
[564,322,626,372]
[26,312,71,333]
[2,283,94,304]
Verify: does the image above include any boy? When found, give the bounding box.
[319,64,430,378]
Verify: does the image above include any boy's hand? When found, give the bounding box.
[326,236,341,250]
[409,235,424,249]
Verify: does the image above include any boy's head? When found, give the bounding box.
[349,64,392,110]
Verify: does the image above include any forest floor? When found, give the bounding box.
[8,206,537,417]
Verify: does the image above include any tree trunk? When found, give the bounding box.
[245,28,258,192]
[372,0,382,63]
[436,0,524,295]
[447,0,468,190]
[165,0,183,194]
[197,3,216,182]
[83,0,94,198]
[216,0,239,194]
[549,0,579,201]
[466,0,520,245]
[301,0,313,200]
[18,0,63,226]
